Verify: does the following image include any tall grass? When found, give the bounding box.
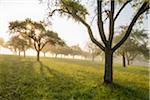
[0,55,149,100]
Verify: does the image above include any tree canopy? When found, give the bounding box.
[114,26,149,66]
[9,18,65,61]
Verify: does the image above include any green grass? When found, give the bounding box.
[0,55,149,100]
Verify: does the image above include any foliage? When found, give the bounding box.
[114,27,149,65]
[50,45,72,56]
[0,55,149,100]
[48,0,88,21]
[86,41,102,58]
[41,43,51,56]
[7,36,31,54]
[9,18,65,61]
[70,44,82,56]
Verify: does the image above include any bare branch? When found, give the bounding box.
[108,0,115,46]
[74,14,105,51]
[90,14,97,25]
[97,0,107,46]
[49,9,64,16]
[34,41,38,51]
[103,16,109,23]
[114,0,132,21]
[112,2,149,52]
[48,1,105,51]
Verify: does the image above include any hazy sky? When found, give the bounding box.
[0,0,149,50]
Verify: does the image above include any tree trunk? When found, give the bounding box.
[122,53,126,67]
[127,59,130,65]
[92,55,94,62]
[18,50,21,56]
[44,52,46,57]
[104,49,113,84]
[73,55,75,59]
[55,53,57,58]
[23,50,26,58]
[37,51,40,61]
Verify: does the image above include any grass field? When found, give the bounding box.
[0,55,149,100]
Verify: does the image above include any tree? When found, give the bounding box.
[43,0,149,83]
[42,43,51,57]
[115,27,149,67]
[49,44,71,58]
[71,44,82,59]
[86,41,102,62]
[50,45,61,58]
[6,36,30,56]
[9,19,64,61]
[17,37,31,57]
[6,36,20,55]
[58,45,72,58]
[80,51,91,60]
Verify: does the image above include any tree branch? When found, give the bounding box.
[112,2,149,52]
[49,9,64,16]
[114,0,132,21]
[34,41,38,51]
[40,41,49,51]
[108,0,115,47]
[75,14,105,51]
[49,6,105,51]
[97,0,107,46]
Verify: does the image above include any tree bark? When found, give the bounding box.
[127,59,130,65]
[37,51,40,61]
[122,53,126,67]
[104,49,113,84]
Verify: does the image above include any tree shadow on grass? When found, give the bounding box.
[97,82,149,100]
[0,60,37,100]
[39,61,63,77]
[38,61,99,100]
[38,61,149,100]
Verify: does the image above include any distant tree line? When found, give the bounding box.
[1,25,148,66]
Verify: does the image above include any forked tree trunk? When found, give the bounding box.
[122,53,126,67]
[37,51,40,61]
[104,49,113,83]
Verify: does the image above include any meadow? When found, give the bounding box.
[0,55,149,100]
